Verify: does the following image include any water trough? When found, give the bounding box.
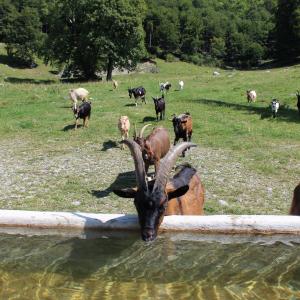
[0,210,300,235]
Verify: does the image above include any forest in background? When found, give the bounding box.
[0,0,300,79]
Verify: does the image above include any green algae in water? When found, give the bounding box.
[0,232,300,300]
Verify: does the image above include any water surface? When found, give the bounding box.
[0,230,300,299]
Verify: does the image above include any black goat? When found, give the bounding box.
[73,101,91,129]
[152,95,165,121]
[128,86,146,105]
[297,91,300,115]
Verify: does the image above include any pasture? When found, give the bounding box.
[0,51,299,215]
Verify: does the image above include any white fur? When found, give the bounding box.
[118,116,130,149]
[179,80,184,90]
[69,88,89,104]
[247,90,257,102]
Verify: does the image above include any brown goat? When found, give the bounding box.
[133,125,170,174]
[113,140,205,241]
[290,182,300,215]
[171,113,192,157]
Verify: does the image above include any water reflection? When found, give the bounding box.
[0,231,300,299]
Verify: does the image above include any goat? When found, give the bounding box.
[128,86,146,106]
[69,88,89,107]
[159,82,172,93]
[112,80,118,89]
[246,90,257,103]
[171,113,193,157]
[113,140,205,241]
[73,101,91,130]
[290,183,300,215]
[271,99,280,118]
[296,91,300,115]
[213,71,220,76]
[118,116,130,150]
[152,95,165,121]
[178,80,184,90]
[133,125,170,174]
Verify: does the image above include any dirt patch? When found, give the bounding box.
[0,138,295,214]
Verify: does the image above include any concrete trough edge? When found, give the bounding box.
[0,210,300,235]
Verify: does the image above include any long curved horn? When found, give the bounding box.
[139,124,152,138]
[122,139,148,191]
[153,142,197,193]
[133,123,137,139]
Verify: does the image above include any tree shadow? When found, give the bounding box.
[0,54,37,69]
[91,171,136,199]
[4,77,55,84]
[192,98,300,123]
[101,140,118,151]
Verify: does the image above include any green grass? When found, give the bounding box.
[0,44,299,215]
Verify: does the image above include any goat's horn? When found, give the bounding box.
[133,123,137,138]
[122,139,148,191]
[139,124,152,138]
[153,142,197,193]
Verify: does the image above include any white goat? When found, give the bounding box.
[118,116,130,149]
[271,99,280,118]
[246,90,257,103]
[112,80,118,89]
[178,80,184,90]
[213,71,220,76]
[69,88,89,108]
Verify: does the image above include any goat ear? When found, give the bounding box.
[167,185,189,200]
[113,188,137,198]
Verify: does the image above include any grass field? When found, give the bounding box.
[0,45,299,215]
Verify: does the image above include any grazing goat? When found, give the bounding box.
[128,86,146,105]
[69,88,89,107]
[133,125,170,174]
[271,99,280,118]
[246,90,257,103]
[178,80,184,90]
[213,71,220,76]
[296,91,300,115]
[113,140,205,241]
[152,95,165,121]
[112,80,118,89]
[73,101,91,130]
[159,82,172,93]
[171,113,193,157]
[290,182,300,215]
[118,116,130,150]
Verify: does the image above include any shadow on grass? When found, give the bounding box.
[142,116,156,123]
[62,124,83,131]
[125,103,137,107]
[91,171,136,199]
[101,140,118,151]
[4,77,55,84]
[192,98,300,123]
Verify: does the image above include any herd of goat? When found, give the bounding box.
[68,81,300,241]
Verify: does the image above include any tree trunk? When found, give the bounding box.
[106,57,113,81]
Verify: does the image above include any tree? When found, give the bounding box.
[0,1,44,66]
[275,0,300,60]
[44,0,146,80]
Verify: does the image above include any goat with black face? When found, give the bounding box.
[152,95,165,121]
[73,101,91,129]
[113,140,205,241]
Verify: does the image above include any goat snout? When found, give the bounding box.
[142,228,156,242]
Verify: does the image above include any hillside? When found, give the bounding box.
[0,52,299,215]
